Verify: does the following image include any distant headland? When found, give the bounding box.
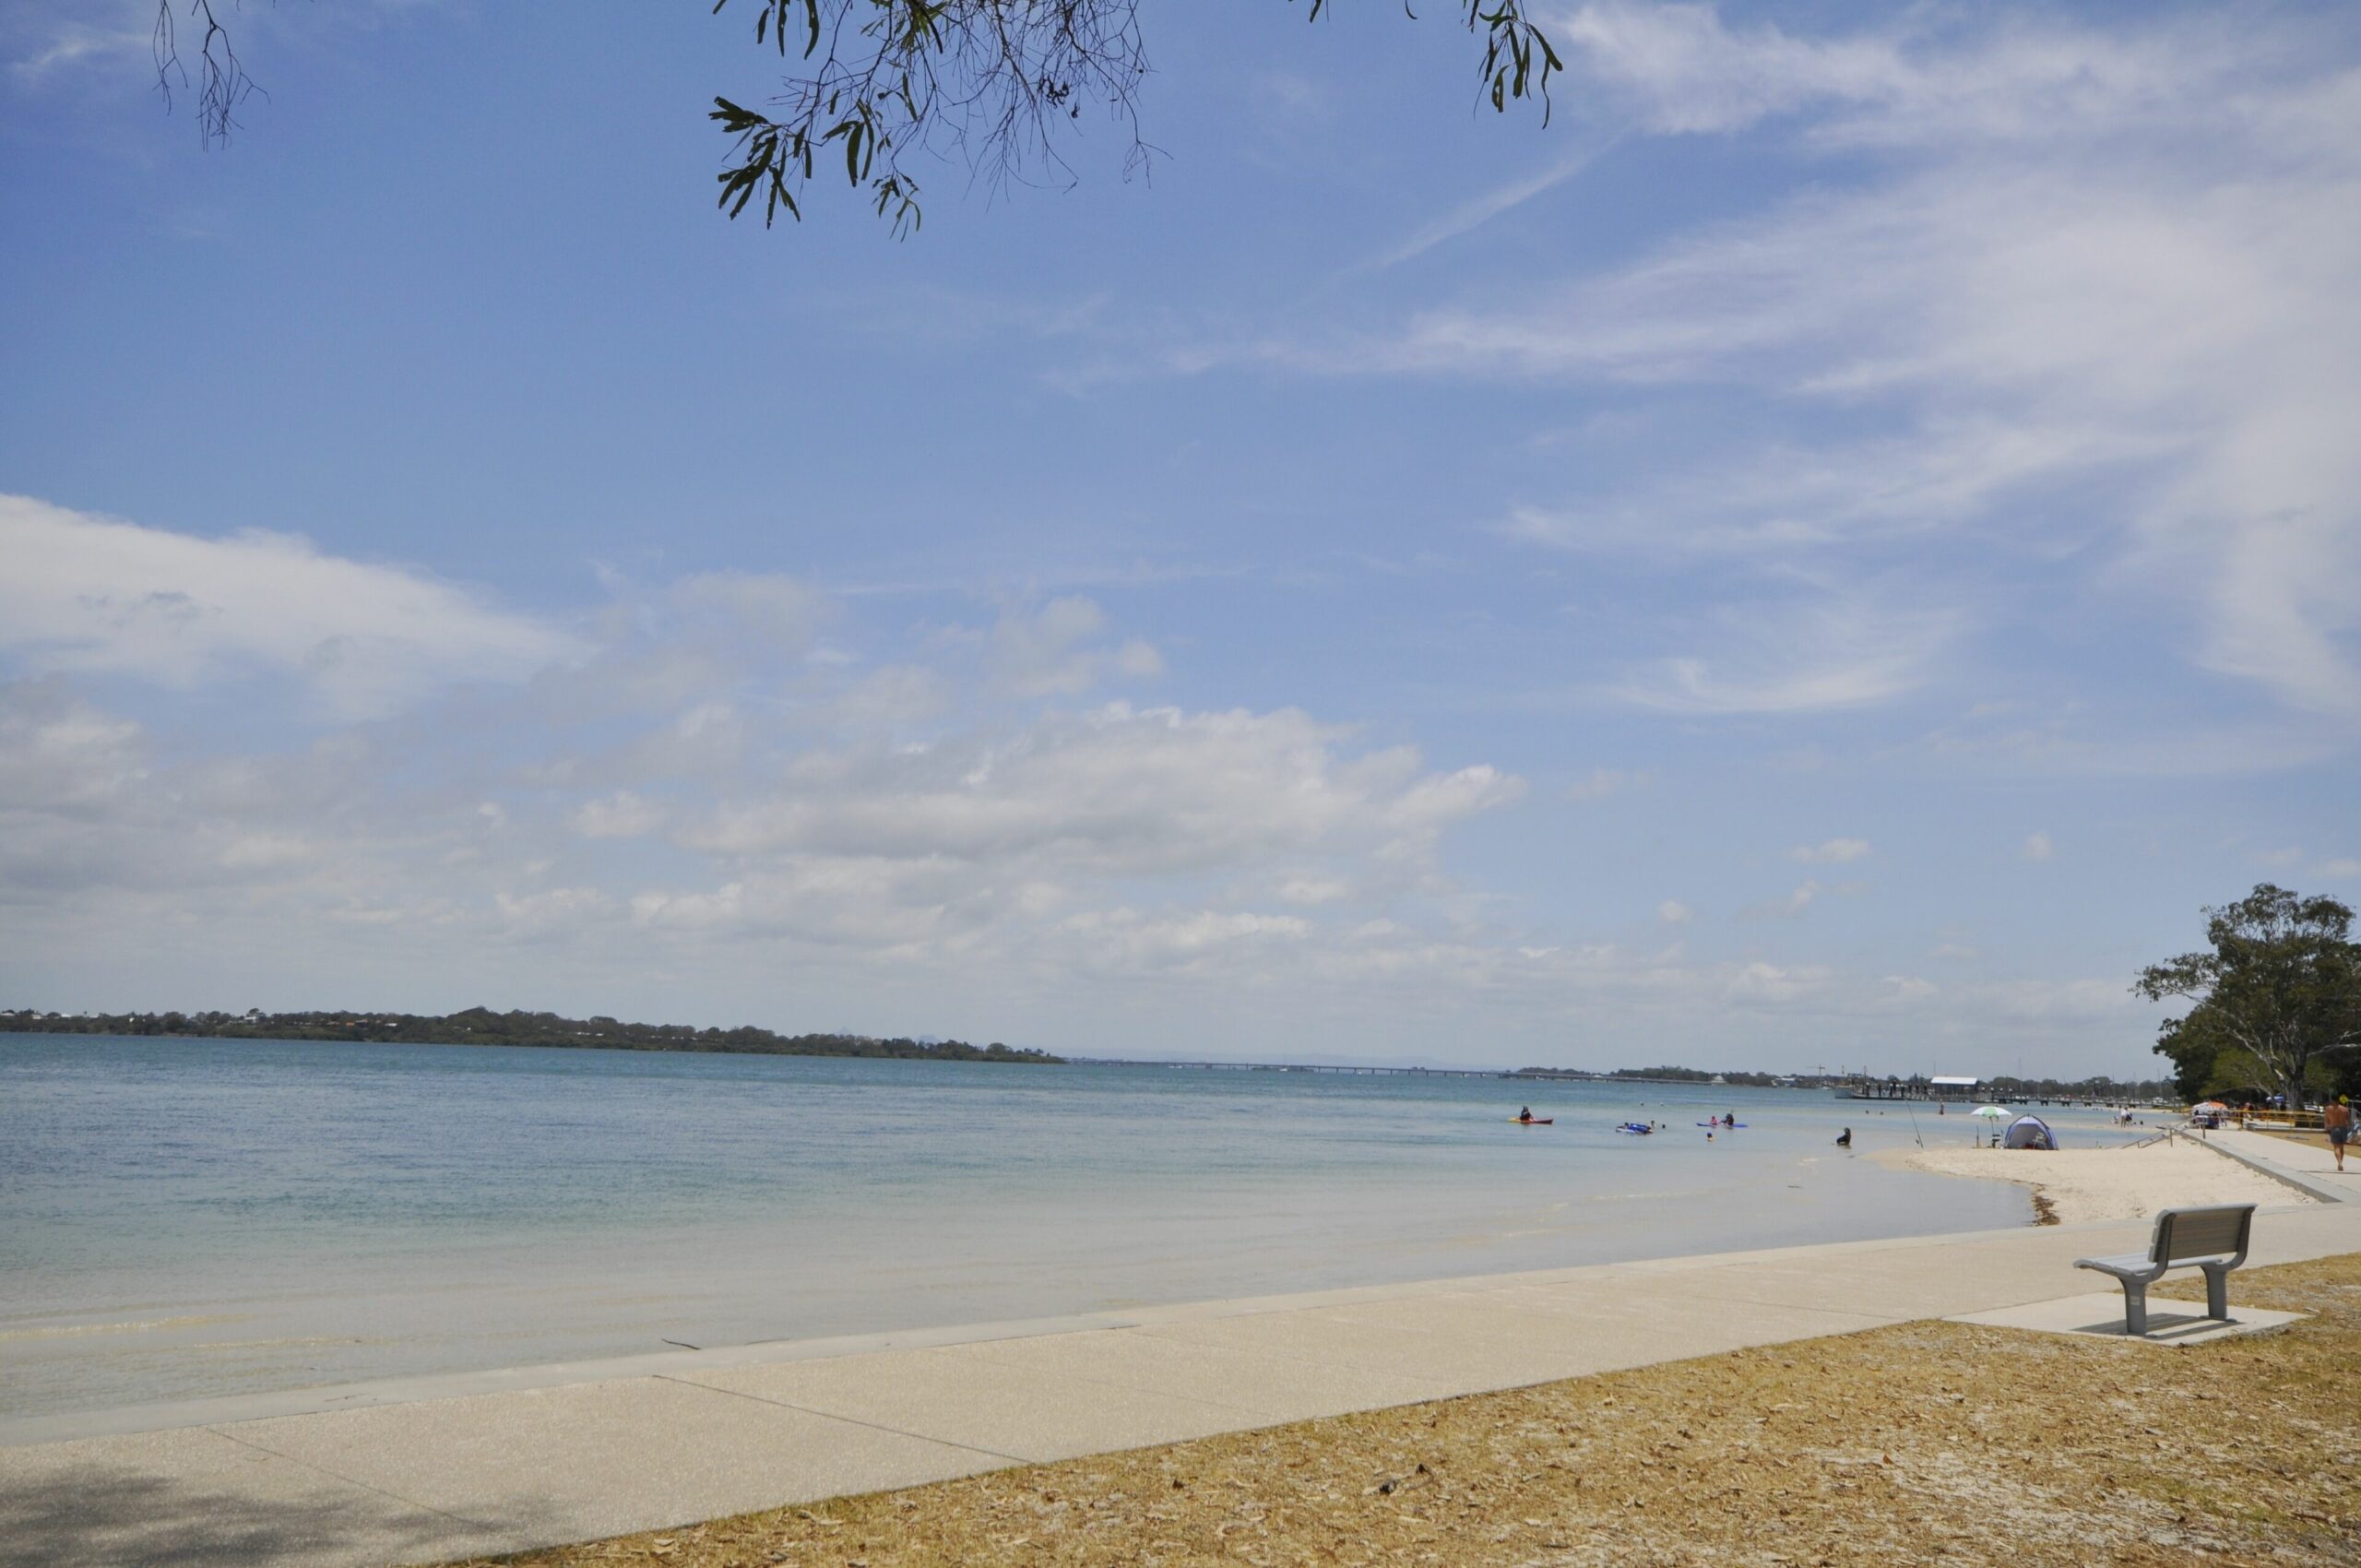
[0,1005,1063,1064]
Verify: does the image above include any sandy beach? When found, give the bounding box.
[1877,1134,2308,1224]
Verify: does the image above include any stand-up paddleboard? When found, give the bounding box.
[1696,1122,1748,1128]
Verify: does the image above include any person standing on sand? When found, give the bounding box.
[2327,1096,2354,1172]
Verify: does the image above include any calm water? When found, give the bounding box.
[0,1035,2136,1422]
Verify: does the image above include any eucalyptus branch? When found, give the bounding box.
[711,0,1562,233]
[152,0,264,148]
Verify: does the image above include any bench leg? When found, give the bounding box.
[2120,1281,2148,1336]
[2201,1264,2230,1320]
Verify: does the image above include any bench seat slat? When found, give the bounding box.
[2076,1253,2156,1276]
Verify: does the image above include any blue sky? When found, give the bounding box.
[3,1,2356,1076]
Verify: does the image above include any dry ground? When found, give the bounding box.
[436,1253,2361,1568]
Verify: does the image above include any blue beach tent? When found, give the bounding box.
[2002,1114,2058,1151]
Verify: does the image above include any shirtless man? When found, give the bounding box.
[2327,1096,2355,1173]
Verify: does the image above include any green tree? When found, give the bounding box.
[154,1,1560,234]
[2136,885,2361,1110]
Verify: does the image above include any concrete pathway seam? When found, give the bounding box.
[200,1422,519,1541]
[647,1374,1034,1467]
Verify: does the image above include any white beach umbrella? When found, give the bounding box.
[1972,1105,2008,1119]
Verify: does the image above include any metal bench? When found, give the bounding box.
[2074,1204,2255,1336]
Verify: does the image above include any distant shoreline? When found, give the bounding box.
[0,1008,1063,1065]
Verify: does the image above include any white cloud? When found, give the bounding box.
[666,572,826,653]
[2315,858,2361,880]
[1791,837,1870,863]
[2022,831,2054,861]
[1567,766,1647,802]
[0,679,146,818]
[1743,880,1821,921]
[0,661,2189,1073]
[1276,876,1354,907]
[1055,908,1313,972]
[1726,960,1828,1003]
[1554,2,2231,145]
[495,886,618,936]
[979,597,1163,698]
[676,703,1523,879]
[569,790,667,840]
[0,496,579,718]
[829,665,950,728]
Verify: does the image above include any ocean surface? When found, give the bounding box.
[0,1034,2149,1423]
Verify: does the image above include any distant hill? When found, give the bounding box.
[0,1005,1062,1064]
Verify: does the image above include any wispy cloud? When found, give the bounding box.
[1567,766,1648,802]
[1362,137,1614,272]
[0,495,582,719]
[1233,4,2361,721]
[1609,593,1957,715]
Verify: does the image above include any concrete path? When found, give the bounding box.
[2204,1125,2360,1200]
[7,1199,2360,1568]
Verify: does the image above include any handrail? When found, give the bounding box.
[2235,1109,2326,1131]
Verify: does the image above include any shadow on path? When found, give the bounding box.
[0,1453,528,1568]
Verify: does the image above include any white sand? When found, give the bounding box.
[1876,1137,2309,1225]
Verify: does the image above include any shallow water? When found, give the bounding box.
[0,1035,2145,1420]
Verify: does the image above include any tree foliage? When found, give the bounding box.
[709,0,1562,232]
[151,1,1562,235]
[2137,884,2361,1109]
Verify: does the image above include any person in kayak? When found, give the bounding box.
[1518,1106,1536,1123]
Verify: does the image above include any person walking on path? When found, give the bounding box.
[2327,1096,2355,1172]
